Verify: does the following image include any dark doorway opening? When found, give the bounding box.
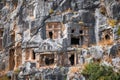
[9,49,15,70]
[71,29,75,33]
[45,57,49,65]
[105,34,110,40]
[0,30,3,37]
[79,30,83,34]
[69,54,74,65]
[49,31,53,39]
[45,57,54,65]
[71,37,79,45]
[32,50,36,60]
[11,34,15,41]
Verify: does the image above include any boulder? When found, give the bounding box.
[89,46,103,59]
[110,1,120,20]
[110,44,120,57]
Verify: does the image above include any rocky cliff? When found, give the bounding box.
[0,0,120,80]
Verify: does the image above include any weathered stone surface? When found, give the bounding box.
[110,44,120,57]
[110,1,120,20]
[0,0,120,79]
[89,46,103,59]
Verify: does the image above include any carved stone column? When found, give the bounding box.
[74,52,77,65]
[36,53,40,68]
[22,49,26,64]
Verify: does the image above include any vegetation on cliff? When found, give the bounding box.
[117,26,120,36]
[0,75,9,80]
[82,63,120,80]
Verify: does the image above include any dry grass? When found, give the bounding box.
[103,55,112,63]
[107,19,117,27]
[49,9,54,14]
[0,75,9,80]
[82,45,88,49]
[69,67,80,73]
[39,64,57,69]
[98,39,113,46]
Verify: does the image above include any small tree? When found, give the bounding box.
[117,26,120,36]
[81,63,120,80]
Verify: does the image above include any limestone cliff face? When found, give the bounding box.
[0,0,120,75]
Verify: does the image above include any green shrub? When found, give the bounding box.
[117,26,120,36]
[14,68,20,74]
[107,19,117,27]
[81,63,120,80]
[49,9,54,14]
[0,75,9,80]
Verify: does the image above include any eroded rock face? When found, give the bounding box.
[110,44,120,57]
[89,46,103,59]
[0,0,120,78]
[110,1,120,20]
[0,51,9,72]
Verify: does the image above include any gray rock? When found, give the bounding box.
[76,0,100,10]
[18,71,25,79]
[7,71,13,79]
[89,46,103,59]
[110,44,120,57]
[110,1,120,20]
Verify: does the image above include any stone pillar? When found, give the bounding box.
[29,49,33,60]
[57,53,61,66]
[54,52,58,65]
[14,29,22,69]
[76,53,78,64]
[14,47,22,70]
[25,49,31,60]
[22,49,26,64]
[39,54,42,67]
[14,52,17,70]
[36,53,40,68]
[64,52,68,66]
[74,52,77,65]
